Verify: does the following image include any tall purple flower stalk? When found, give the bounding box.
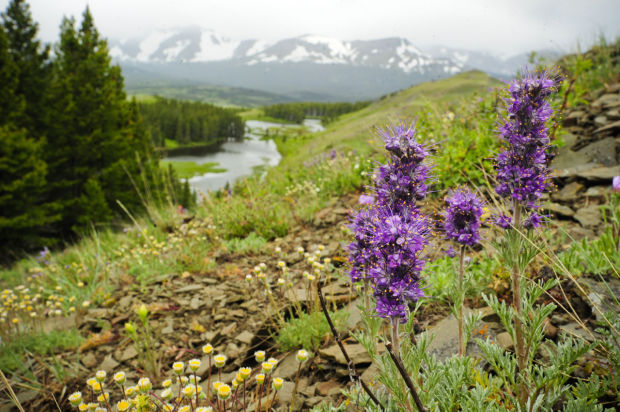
[443,187,484,356]
[348,123,431,323]
[495,69,560,226]
[494,69,559,401]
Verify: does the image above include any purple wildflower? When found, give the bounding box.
[348,122,431,322]
[358,194,375,205]
[494,213,512,229]
[374,123,431,212]
[445,246,457,258]
[495,69,560,228]
[443,188,484,246]
[613,176,620,192]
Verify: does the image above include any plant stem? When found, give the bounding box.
[385,342,427,412]
[458,245,465,357]
[512,199,528,404]
[391,317,401,358]
[289,363,302,412]
[317,282,385,411]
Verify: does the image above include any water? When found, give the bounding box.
[166,119,324,193]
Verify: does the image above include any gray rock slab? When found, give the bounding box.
[577,137,617,167]
[541,202,574,217]
[574,205,602,228]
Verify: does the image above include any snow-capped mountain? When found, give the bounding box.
[110,27,460,75]
[114,27,543,102]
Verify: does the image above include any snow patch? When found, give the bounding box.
[193,31,239,61]
[163,39,190,61]
[137,30,176,61]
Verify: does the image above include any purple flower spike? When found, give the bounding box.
[495,69,560,226]
[348,122,432,322]
[613,176,620,192]
[444,188,484,246]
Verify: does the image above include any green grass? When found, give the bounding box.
[0,329,83,374]
[160,160,226,179]
[164,138,179,149]
[276,310,348,351]
[239,108,293,124]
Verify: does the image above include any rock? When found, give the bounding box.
[221,322,237,335]
[99,354,120,372]
[316,379,342,396]
[42,314,76,333]
[577,137,618,167]
[566,225,596,241]
[584,185,611,199]
[425,309,493,361]
[559,322,594,341]
[235,330,254,345]
[346,299,363,330]
[189,297,204,310]
[276,381,300,408]
[563,111,585,126]
[81,352,98,368]
[319,342,374,366]
[553,181,584,202]
[606,108,620,120]
[577,278,620,322]
[594,115,608,126]
[118,345,138,361]
[274,351,303,380]
[161,317,175,335]
[574,205,602,229]
[496,332,514,351]
[175,284,204,293]
[543,318,558,339]
[360,362,381,386]
[594,93,620,109]
[541,202,574,217]
[594,119,620,134]
[553,162,600,179]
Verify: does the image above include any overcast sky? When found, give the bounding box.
[2,0,619,56]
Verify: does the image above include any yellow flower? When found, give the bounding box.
[261,362,273,374]
[182,385,196,398]
[138,377,152,393]
[196,407,214,412]
[239,367,251,381]
[95,370,106,382]
[202,343,213,355]
[78,403,89,412]
[161,379,172,388]
[91,382,102,392]
[212,381,223,392]
[125,386,136,397]
[124,322,136,334]
[267,357,278,367]
[68,391,82,406]
[254,350,265,363]
[256,374,265,385]
[116,400,131,412]
[217,384,231,400]
[160,388,173,400]
[214,354,227,368]
[296,349,309,362]
[188,358,201,372]
[172,361,185,375]
[178,406,191,412]
[272,377,283,390]
[96,392,109,403]
[113,371,126,385]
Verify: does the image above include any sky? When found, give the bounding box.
[2,0,619,56]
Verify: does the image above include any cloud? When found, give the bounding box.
[3,0,618,56]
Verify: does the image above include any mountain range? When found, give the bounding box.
[112,27,561,104]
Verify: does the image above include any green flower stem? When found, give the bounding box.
[458,245,465,356]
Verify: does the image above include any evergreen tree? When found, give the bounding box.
[1,0,50,133]
[74,177,112,231]
[0,126,59,253]
[46,8,159,235]
[0,24,22,124]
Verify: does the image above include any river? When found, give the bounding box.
[165,118,324,193]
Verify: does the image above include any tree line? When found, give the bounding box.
[138,97,245,148]
[0,0,190,259]
[263,101,371,125]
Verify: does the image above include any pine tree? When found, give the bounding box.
[0,24,22,124]
[74,177,112,231]
[1,0,50,134]
[0,126,59,254]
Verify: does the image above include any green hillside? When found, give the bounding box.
[277,70,501,165]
